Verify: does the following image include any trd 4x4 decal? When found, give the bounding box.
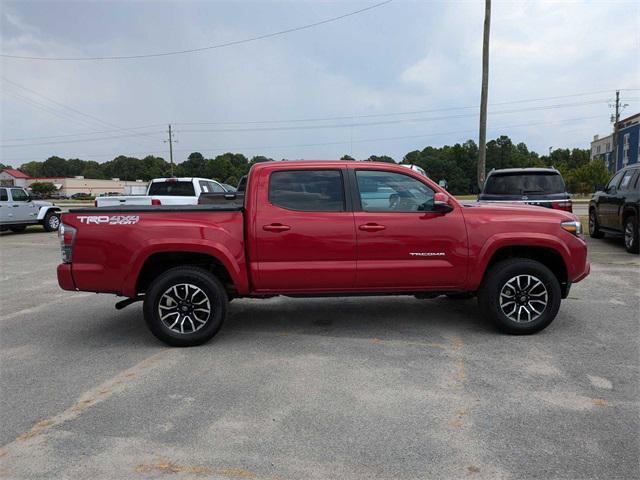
[77,215,140,225]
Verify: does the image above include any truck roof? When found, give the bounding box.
[488,167,560,175]
[250,160,403,171]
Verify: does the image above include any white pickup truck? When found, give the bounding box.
[95,177,229,207]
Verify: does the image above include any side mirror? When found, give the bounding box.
[595,183,605,192]
[27,195,33,202]
[433,192,454,214]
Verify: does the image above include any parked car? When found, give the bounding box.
[57,160,589,346]
[589,164,639,253]
[0,187,61,233]
[478,167,572,212]
[94,177,227,207]
[48,192,69,200]
[71,193,93,200]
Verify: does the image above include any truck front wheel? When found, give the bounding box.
[42,211,60,232]
[478,259,561,334]
[143,266,228,347]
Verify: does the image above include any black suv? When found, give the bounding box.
[589,164,639,253]
[478,168,572,212]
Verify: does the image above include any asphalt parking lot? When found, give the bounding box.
[0,231,638,480]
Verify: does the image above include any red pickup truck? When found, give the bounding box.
[57,161,590,346]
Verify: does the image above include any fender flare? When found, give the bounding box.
[36,206,61,221]
[467,233,571,290]
[121,240,248,297]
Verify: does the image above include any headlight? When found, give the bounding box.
[561,220,582,236]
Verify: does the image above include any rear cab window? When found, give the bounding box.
[148,181,196,196]
[268,170,345,212]
[483,172,565,195]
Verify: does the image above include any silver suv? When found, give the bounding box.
[0,187,61,233]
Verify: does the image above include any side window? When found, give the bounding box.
[633,170,640,191]
[356,170,435,212]
[199,180,212,193]
[607,170,625,191]
[0,189,7,201]
[269,170,345,212]
[10,188,28,202]
[209,182,225,193]
[619,170,634,190]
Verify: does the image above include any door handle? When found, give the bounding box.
[263,223,291,232]
[359,223,386,232]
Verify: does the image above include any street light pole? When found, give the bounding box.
[477,0,492,189]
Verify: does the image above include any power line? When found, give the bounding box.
[0,98,608,148]
[1,124,167,142]
[174,99,608,134]
[171,90,618,126]
[5,113,602,162]
[0,1,394,61]
[1,77,165,143]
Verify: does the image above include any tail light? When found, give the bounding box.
[58,223,77,263]
[151,199,162,206]
[551,200,573,212]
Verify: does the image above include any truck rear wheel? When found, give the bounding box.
[478,259,561,335]
[143,266,227,347]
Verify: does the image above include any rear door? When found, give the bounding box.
[612,169,636,230]
[599,169,625,228]
[253,167,356,291]
[351,168,468,289]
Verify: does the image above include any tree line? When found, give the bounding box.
[2,135,610,194]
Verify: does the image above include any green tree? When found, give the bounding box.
[225,175,239,187]
[176,152,206,178]
[367,155,395,163]
[29,181,57,196]
[19,161,43,177]
[340,154,355,160]
[42,156,68,177]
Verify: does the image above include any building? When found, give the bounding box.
[0,168,147,196]
[0,168,31,188]
[615,113,640,171]
[590,133,614,171]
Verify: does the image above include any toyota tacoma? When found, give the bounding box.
[57,161,590,346]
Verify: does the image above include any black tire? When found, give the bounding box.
[42,211,60,232]
[589,208,604,239]
[623,215,639,254]
[9,225,27,233]
[478,259,561,335]
[143,266,227,347]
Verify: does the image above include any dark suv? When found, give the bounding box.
[589,164,639,253]
[478,168,572,212]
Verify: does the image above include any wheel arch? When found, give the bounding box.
[472,238,571,298]
[36,206,61,220]
[134,251,237,297]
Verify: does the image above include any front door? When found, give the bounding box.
[352,168,468,289]
[253,167,356,291]
[9,188,38,224]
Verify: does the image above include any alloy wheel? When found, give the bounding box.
[625,220,635,250]
[158,283,212,334]
[499,274,548,323]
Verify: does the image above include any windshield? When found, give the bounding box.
[148,181,196,196]
[483,172,565,195]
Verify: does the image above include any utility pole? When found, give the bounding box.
[610,90,627,171]
[165,124,176,176]
[477,0,491,189]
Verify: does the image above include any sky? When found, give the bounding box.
[0,0,638,168]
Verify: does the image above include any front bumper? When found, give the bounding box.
[57,264,77,291]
